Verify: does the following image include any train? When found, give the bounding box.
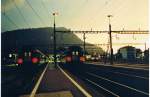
[58,46,87,73]
[63,46,85,64]
[16,49,46,66]
[16,46,85,65]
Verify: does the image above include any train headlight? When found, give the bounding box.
[80,56,85,62]
[17,58,23,64]
[65,56,72,62]
[32,57,39,63]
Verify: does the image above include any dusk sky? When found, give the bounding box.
[1,0,149,52]
[1,0,148,32]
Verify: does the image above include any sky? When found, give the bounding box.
[1,0,149,52]
[1,0,148,31]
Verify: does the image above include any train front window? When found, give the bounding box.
[24,52,27,56]
[76,51,79,55]
[72,51,75,55]
[72,51,79,55]
[29,52,31,57]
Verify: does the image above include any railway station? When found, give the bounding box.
[1,0,149,97]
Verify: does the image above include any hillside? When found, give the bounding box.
[1,27,104,55]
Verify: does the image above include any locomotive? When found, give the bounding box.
[16,49,45,65]
[64,46,85,64]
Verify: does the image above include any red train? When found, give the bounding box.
[64,46,85,64]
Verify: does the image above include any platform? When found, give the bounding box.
[20,64,91,97]
[20,91,73,97]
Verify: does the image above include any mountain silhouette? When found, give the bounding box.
[2,27,104,56]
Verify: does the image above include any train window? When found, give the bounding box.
[76,51,79,55]
[29,52,31,57]
[24,52,27,56]
[72,51,75,55]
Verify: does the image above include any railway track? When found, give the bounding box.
[60,63,149,97]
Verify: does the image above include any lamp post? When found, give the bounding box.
[107,15,113,65]
[83,32,86,56]
[53,12,58,66]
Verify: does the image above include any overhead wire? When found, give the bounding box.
[88,0,113,25]
[75,0,89,14]
[111,0,129,17]
[111,0,130,27]
[65,0,89,22]
[85,0,114,57]
[12,0,31,28]
[87,0,127,28]
[89,0,128,46]
[25,0,46,26]
[41,0,52,26]
[2,13,19,28]
[2,1,19,29]
[41,0,50,18]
